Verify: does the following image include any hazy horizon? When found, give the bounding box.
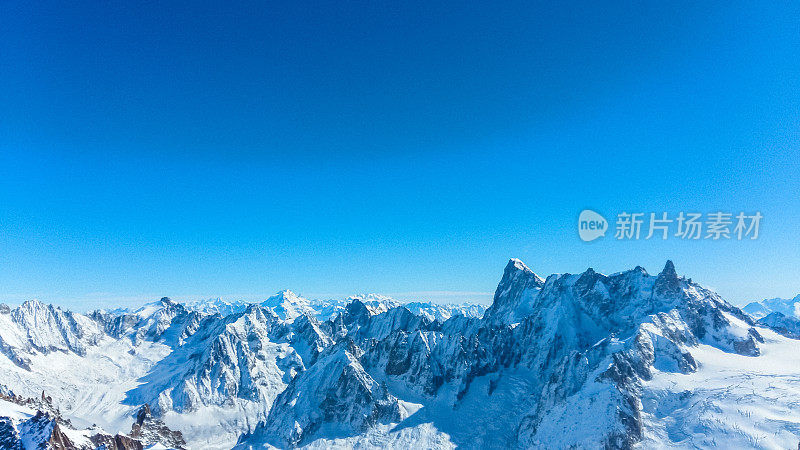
[1,257,793,312]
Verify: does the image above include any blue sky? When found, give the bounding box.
[1,1,799,310]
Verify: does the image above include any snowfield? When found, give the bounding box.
[641,327,800,449]
[2,261,800,449]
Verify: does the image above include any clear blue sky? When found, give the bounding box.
[1,1,798,310]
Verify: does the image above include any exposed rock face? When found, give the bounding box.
[482,258,545,325]
[0,299,104,370]
[0,416,21,450]
[89,433,144,450]
[2,259,793,449]
[89,297,204,347]
[0,411,74,449]
[0,387,72,428]
[238,340,403,448]
[129,404,186,449]
[12,300,103,356]
[123,304,320,417]
[235,259,767,449]
[0,408,147,450]
[0,387,140,449]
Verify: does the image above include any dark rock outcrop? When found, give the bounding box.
[129,404,186,449]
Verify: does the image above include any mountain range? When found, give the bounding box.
[743,295,800,339]
[1,260,800,449]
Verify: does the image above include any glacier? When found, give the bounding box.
[1,260,800,449]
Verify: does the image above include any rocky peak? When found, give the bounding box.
[654,260,681,297]
[129,404,186,449]
[660,260,677,279]
[12,299,49,321]
[345,298,370,317]
[242,302,279,322]
[504,258,543,281]
[345,294,399,315]
[237,338,401,448]
[89,433,144,450]
[18,411,74,449]
[9,298,101,357]
[483,258,546,325]
[135,403,153,424]
[574,267,603,292]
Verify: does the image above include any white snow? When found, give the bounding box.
[641,327,800,449]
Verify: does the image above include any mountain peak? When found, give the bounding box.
[483,258,546,325]
[655,260,680,293]
[654,260,681,297]
[19,298,48,311]
[262,290,312,322]
[272,289,299,300]
[159,297,177,307]
[501,258,544,283]
[661,260,677,277]
[507,258,530,272]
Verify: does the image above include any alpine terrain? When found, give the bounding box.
[1,260,800,449]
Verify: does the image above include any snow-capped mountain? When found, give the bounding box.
[184,298,253,318]
[402,301,485,322]
[2,259,800,449]
[482,258,545,325]
[743,294,800,319]
[742,295,800,340]
[0,299,104,370]
[175,291,485,325]
[239,260,800,449]
[260,290,316,323]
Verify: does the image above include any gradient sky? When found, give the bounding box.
[1,1,799,310]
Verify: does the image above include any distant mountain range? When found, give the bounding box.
[1,260,800,449]
[178,291,486,324]
[743,294,800,339]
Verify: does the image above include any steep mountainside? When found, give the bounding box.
[238,260,800,449]
[2,260,800,449]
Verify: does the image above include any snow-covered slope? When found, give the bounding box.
[757,311,800,339]
[0,393,150,450]
[3,260,800,449]
[402,301,485,322]
[121,303,333,448]
[239,260,800,449]
[0,299,104,370]
[237,340,406,448]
